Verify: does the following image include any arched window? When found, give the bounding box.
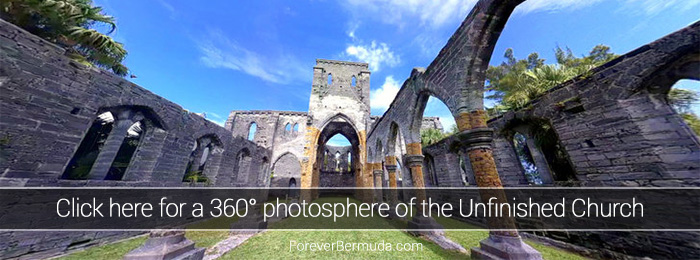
[105,121,144,180]
[334,151,341,171]
[235,149,252,184]
[351,76,357,87]
[62,107,163,181]
[248,122,257,141]
[62,111,115,180]
[293,123,299,132]
[182,135,220,183]
[512,132,542,184]
[327,73,333,85]
[285,123,291,132]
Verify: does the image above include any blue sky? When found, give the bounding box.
[95,0,699,146]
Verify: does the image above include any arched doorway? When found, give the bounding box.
[313,117,361,188]
[270,152,301,188]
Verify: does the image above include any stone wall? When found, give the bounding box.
[0,19,270,259]
[226,110,308,184]
[417,22,700,259]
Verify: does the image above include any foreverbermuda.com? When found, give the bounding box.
[290,240,424,252]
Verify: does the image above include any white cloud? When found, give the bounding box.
[370,76,401,112]
[515,0,699,15]
[620,0,700,16]
[197,30,309,85]
[345,41,400,72]
[515,0,604,14]
[347,21,360,40]
[343,0,477,28]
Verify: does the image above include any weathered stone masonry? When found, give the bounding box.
[0,19,270,259]
[1,0,699,258]
[410,21,700,259]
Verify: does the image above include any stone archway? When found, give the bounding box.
[270,152,301,188]
[312,116,362,188]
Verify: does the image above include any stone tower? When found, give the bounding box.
[300,59,372,189]
[307,59,371,129]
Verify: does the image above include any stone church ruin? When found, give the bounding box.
[0,0,698,259]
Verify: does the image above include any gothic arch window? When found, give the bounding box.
[182,135,221,183]
[424,154,438,187]
[512,132,543,185]
[248,122,257,141]
[235,148,252,184]
[285,123,292,132]
[507,119,577,185]
[327,73,333,85]
[105,121,145,180]
[351,76,357,87]
[334,151,341,171]
[62,111,114,180]
[293,123,299,132]
[62,106,164,181]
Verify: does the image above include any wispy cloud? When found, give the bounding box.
[370,76,401,113]
[344,41,400,72]
[156,0,177,19]
[619,0,700,16]
[515,0,604,14]
[343,0,477,29]
[197,30,309,85]
[515,0,699,15]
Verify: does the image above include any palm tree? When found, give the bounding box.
[421,128,446,147]
[1,0,129,75]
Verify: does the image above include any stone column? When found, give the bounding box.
[385,156,399,210]
[124,230,204,260]
[373,163,384,203]
[405,142,443,233]
[88,109,142,180]
[455,110,542,259]
[524,134,554,185]
[360,162,374,203]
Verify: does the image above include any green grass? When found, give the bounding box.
[434,217,585,260]
[57,236,147,260]
[58,196,585,260]
[57,216,239,260]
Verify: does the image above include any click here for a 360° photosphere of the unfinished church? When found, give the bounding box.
[0,0,699,259]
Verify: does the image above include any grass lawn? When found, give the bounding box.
[435,217,585,260]
[222,196,585,259]
[57,216,238,260]
[58,196,585,260]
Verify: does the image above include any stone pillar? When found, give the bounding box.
[385,156,399,210]
[455,110,542,260]
[88,109,143,180]
[124,230,204,260]
[524,135,554,185]
[373,164,384,203]
[404,142,443,234]
[360,162,374,202]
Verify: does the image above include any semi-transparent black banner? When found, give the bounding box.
[0,188,697,230]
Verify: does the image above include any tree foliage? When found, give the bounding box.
[669,88,700,135]
[486,45,700,136]
[486,45,618,111]
[421,128,448,147]
[1,0,128,75]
